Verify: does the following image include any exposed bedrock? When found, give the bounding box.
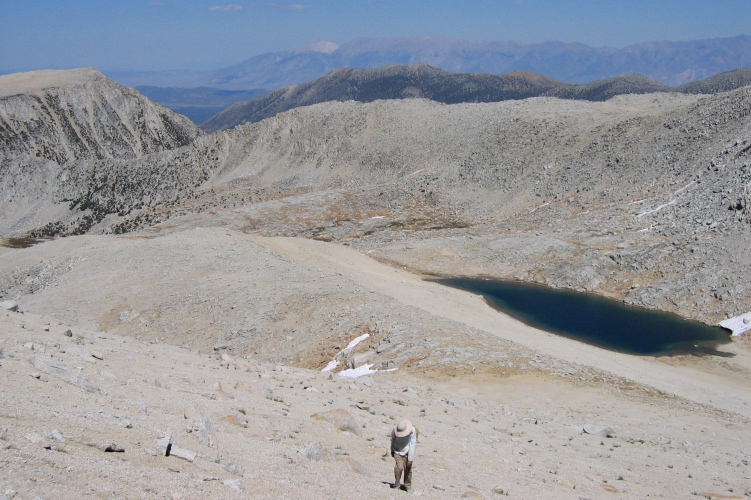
[1,68,750,325]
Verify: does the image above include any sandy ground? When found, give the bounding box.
[1,229,750,499]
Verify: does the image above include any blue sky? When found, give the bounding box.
[0,0,749,72]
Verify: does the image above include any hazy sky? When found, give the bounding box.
[1,0,749,73]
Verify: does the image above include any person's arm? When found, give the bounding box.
[390,429,396,456]
[407,429,417,462]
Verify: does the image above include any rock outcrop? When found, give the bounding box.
[0,68,201,163]
[0,68,205,236]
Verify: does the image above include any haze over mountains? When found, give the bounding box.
[134,86,268,126]
[96,34,751,127]
[106,35,751,91]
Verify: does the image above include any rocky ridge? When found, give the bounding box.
[679,67,751,94]
[200,65,750,132]
[0,68,204,236]
[200,64,566,132]
[0,68,201,164]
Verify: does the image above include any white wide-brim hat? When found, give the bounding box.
[395,418,413,437]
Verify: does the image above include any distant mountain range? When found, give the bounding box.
[201,65,751,132]
[106,35,751,92]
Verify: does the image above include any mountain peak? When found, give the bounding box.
[297,40,339,54]
[0,67,200,166]
[0,67,106,97]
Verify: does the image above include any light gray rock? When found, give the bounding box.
[0,488,18,500]
[582,425,616,438]
[170,444,196,462]
[374,340,393,354]
[223,462,244,476]
[156,434,195,462]
[310,409,362,436]
[183,405,217,448]
[156,435,172,455]
[23,342,45,353]
[298,443,325,461]
[24,432,45,444]
[0,301,18,312]
[31,356,107,395]
[46,430,64,442]
[223,479,245,492]
[346,353,371,369]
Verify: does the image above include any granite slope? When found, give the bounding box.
[0,68,203,237]
[0,228,749,499]
[0,68,201,164]
[3,70,751,326]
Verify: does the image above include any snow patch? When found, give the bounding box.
[338,363,398,378]
[342,333,369,355]
[321,359,339,372]
[637,200,676,217]
[338,363,378,378]
[673,181,695,195]
[719,313,751,337]
[320,333,369,373]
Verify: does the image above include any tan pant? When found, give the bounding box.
[393,453,412,489]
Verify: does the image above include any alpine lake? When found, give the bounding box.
[434,278,732,357]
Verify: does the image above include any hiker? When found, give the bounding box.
[390,418,417,491]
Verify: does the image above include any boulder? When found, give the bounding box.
[31,356,107,394]
[1,301,18,312]
[346,352,373,369]
[223,479,245,492]
[583,425,616,438]
[170,444,197,462]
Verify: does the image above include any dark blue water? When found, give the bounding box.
[435,278,731,357]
